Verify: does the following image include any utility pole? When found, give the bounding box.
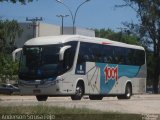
[56,15,69,35]
[26,17,43,38]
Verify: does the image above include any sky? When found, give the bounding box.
[0,0,139,31]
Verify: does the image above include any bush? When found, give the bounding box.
[0,54,18,83]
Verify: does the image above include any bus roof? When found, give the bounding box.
[24,35,144,50]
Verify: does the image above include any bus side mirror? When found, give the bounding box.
[59,45,71,61]
[12,48,22,62]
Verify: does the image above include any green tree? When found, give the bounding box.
[146,51,155,86]
[95,28,139,45]
[0,0,35,83]
[0,19,22,83]
[0,54,18,83]
[119,0,160,93]
[0,19,22,53]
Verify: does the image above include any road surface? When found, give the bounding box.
[0,94,160,114]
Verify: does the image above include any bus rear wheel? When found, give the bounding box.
[89,95,103,100]
[117,83,132,100]
[36,95,48,101]
[71,84,84,100]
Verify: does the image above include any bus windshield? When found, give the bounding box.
[19,44,63,80]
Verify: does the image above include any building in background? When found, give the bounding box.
[62,26,95,37]
[15,22,95,48]
[15,22,60,48]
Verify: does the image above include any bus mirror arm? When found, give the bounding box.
[12,48,22,62]
[59,45,71,61]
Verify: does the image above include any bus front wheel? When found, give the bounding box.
[36,95,48,101]
[71,84,84,100]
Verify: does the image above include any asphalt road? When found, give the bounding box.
[0,94,160,114]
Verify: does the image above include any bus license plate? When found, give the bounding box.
[33,89,41,94]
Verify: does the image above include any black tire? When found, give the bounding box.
[117,84,132,100]
[117,95,125,99]
[36,95,48,101]
[89,95,103,100]
[71,84,84,100]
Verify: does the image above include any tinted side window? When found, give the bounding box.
[77,42,90,63]
[102,45,114,63]
[134,50,145,66]
[125,48,135,65]
[91,44,103,62]
[78,42,115,63]
[78,42,94,63]
[114,47,126,64]
[78,42,145,66]
[126,48,145,66]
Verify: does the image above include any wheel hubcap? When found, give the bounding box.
[126,87,131,97]
[76,87,82,97]
[127,92,130,97]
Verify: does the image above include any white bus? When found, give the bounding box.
[16,35,146,101]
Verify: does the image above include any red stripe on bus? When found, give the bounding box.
[102,42,111,45]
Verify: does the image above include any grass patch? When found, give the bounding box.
[0,106,142,120]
